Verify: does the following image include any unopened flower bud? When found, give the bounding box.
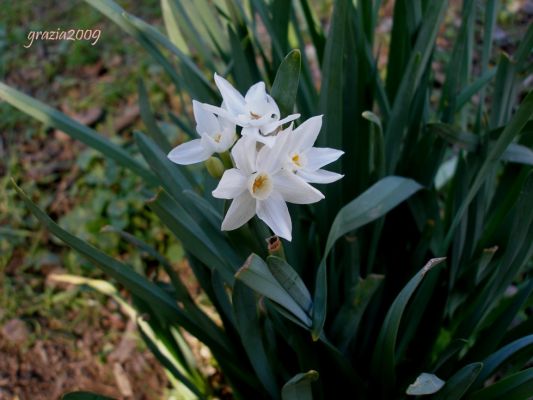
[205,156,225,179]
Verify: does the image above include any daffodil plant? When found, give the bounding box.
[3,0,533,399]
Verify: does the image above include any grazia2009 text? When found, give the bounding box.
[24,29,101,48]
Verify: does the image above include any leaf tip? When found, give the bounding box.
[422,257,447,275]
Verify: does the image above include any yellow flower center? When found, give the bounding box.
[249,172,273,200]
[250,111,261,119]
[291,154,301,167]
[214,133,222,143]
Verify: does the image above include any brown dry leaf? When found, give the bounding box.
[113,363,133,398]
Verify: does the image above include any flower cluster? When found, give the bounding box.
[168,74,343,241]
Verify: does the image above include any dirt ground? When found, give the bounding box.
[0,311,167,400]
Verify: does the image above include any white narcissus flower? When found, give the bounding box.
[167,100,237,165]
[278,115,344,184]
[212,137,324,241]
[203,73,300,147]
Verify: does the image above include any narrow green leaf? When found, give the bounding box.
[433,123,533,166]
[445,91,533,248]
[298,0,325,63]
[0,82,156,183]
[160,0,189,53]
[266,255,312,313]
[236,254,312,328]
[148,190,236,285]
[370,258,446,392]
[316,0,348,225]
[325,177,423,252]
[86,0,215,101]
[385,0,448,171]
[133,130,193,196]
[12,181,233,359]
[137,317,205,399]
[271,50,301,117]
[456,69,497,110]
[473,335,533,387]
[233,281,279,399]
[281,370,319,400]
[330,274,384,352]
[312,176,423,339]
[432,339,469,372]
[501,144,533,166]
[440,0,476,122]
[432,363,483,400]
[249,0,287,61]
[100,225,191,302]
[159,0,216,69]
[467,368,533,400]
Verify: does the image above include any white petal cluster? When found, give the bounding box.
[168,74,344,241]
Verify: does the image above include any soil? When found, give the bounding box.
[0,316,167,400]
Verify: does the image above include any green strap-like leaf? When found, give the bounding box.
[316,0,348,226]
[232,281,279,399]
[235,254,312,328]
[148,190,236,285]
[467,368,533,400]
[330,274,384,352]
[445,90,533,248]
[266,256,312,313]
[271,50,301,118]
[384,0,448,172]
[281,370,319,400]
[0,82,156,184]
[370,258,446,393]
[432,363,483,400]
[12,181,234,364]
[86,0,215,102]
[473,335,533,387]
[312,176,423,339]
